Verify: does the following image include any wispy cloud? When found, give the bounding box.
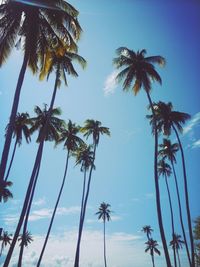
[86,215,122,224]
[192,139,200,149]
[4,230,148,267]
[33,197,46,207]
[103,70,118,96]
[3,206,81,225]
[183,112,200,135]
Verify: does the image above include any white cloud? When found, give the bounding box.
[4,230,152,267]
[86,215,121,224]
[145,193,155,200]
[183,112,200,135]
[3,206,81,225]
[192,139,200,149]
[33,197,46,207]
[103,70,118,96]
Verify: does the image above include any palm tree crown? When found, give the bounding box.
[74,144,94,172]
[142,225,153,240]
[157,159,172,178]
[147,101,191,136]
[158,139,179,163]
[170,234,185,251]
[0,0,82,70]
[113,47,165,95]
[18,231,33,247]
[96,202,112,222]
[81,120,110,146]
[0,231,12,256]
[0,180,13,202]
[145,239,161,256]
[30,104,64,143]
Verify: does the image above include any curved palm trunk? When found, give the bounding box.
[103,220,107,267]
[36,150,70,267]
[80,169,87,219]
[164,174,177,267]
[177,249,181,267]
[171,161,191,267]
[151,252,155,267]
[0,53,28,182]
[146,91,171,267]
[4,139,18,182]
[18,161,41,267]
[3,74,59,267]
[3,141,44,267]
[172,125,195,267]
[0,243,3,257]
[74,145,96,267]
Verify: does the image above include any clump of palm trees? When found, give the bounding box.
[114,47,195,267]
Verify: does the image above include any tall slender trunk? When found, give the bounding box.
[146,91,171,267]
[171,161,191,267]
[5,139,18,182]
[177,250,181,267]
[151,252,155,267]
[103,220,107,267]
[172,125,195,267]
[0,243,3,257]
[3,141,44,267]
[0,53,28,182]
[18,161,41,267]
[164,174,177,267]
[74,145,96,267]
[80,169,87,219]
[36,150,70,267]
[3,73,59,267]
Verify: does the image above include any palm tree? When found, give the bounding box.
[0,180,13,203]
[0,231,12,257]
[142,225,153,241]
[96,202,112,267]
[18,231,33,254]
[148,101,194,267]
[17,105,64,267]
[36,120,84,266]
[4,112,31,182]
[0,0,82,184]
[145,238,161,267]
[113,47,171,267]
[158,159,177,267]
[74,120,110,267]
[158,138,191,266]
[170,234,185,267]
[4,44,86,266]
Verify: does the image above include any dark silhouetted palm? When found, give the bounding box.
[0,231,12,257]
[96,202,112,267]
[145,238,161,267]
[0,0,81,184]
[5,112,31,182]
[18,231,33,247]
[5,44,86,266]
[158,159,177,267]
[0,180,13,203]
[36,120,84,266]
[148,101,194,267]
[74,120,110,267]
[158,138,191,266]
[142,225,153,241]
[113,47,171,267]
[170,234,185,267]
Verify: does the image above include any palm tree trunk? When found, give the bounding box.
[3,141,44,267]
[146,91,172,267]
[171,161,191,267]
[0,52,28,182]
[36,150,70,267]
[151,252,155,267]
[5,139,18,182]
[103,220,107,267]
[74,145,96,267]
[164,174,177,267]
[80,169,87,219]
[177,250,181,267]
[3,71,59,267]
[172,125,195,267]
[18,161,41,267]
[0,243,3,257]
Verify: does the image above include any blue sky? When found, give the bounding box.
[0,1,200,267]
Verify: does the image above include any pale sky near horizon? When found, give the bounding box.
[0,1,200,267]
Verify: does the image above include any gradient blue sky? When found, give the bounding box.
[0,1,200,267]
